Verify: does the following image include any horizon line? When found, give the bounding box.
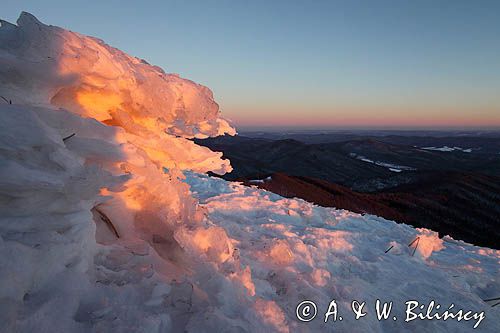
[236,125,500,132]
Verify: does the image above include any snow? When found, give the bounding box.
[0,13,235,138]
[422,146,473,153]
[0,12,499,333]
[249,176,272,184]
[184,172,500,332]
[349,153,416,172]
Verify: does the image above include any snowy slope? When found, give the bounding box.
[0,12,499,333]
[185,172,500,332]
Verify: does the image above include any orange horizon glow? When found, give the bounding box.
[225,105,500,129]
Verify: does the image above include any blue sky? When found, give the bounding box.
[3,0,500,128]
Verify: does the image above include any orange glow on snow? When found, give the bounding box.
[76,90,122,121]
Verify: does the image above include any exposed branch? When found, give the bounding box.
[95,207,119,238]
[62,133,76,141]
[408,237,419,247]
[411,237,420,256]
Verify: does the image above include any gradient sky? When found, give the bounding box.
[3,0,500,129]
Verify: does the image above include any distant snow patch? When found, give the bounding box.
[422,146,473,153]
[349,153,416,172]
[249,176,272,184]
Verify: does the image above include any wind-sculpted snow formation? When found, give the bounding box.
[0,12,499,332]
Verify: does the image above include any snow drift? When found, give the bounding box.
[0,12,499,332]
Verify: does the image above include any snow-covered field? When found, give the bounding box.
[0,12,499,332]
[349,153,416,172]
[421,146,473,153]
